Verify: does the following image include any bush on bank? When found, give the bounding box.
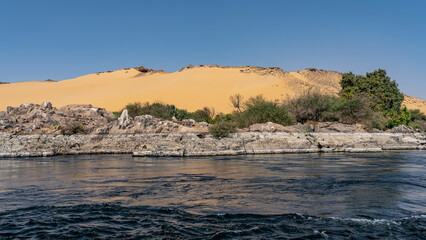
[285,91,339,123]
[208,116,237,138]
[233,95,294,128]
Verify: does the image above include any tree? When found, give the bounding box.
[229,94,244,112]
[340,69,404,113]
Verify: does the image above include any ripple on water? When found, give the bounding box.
[0,204,425,239]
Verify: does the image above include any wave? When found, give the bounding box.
[1,204,425,239]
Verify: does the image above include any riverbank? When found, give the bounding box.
[1,132,425,158]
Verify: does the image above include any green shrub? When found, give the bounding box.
[124,102,143,118]
[140,102,174,119]
[410,109,426,122]
[190,107,215,123]
[410,120,426,132]
[285,91,340,123]
[385,106,411,128]
[124,102,191,120]
[234,95,294,128]
[172,106,192,121]
[112,111,122,118]
[208,119,237,138]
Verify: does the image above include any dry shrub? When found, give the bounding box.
[60,120,86,135]
[285,91,339,123]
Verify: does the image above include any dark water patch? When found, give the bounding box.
[1,151,425,238]
[1,204,425,239]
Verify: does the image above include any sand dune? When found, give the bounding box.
[0,65,424,114]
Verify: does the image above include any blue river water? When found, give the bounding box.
[0,151,425,239]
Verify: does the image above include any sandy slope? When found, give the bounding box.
[403,95,426,114]
[0,65,424,114]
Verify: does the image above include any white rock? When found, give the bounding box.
[118,110,131,129]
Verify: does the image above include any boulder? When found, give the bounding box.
[118,110,131,129]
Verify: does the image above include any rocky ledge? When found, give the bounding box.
[1,132,425,158]
[1,102,425,158]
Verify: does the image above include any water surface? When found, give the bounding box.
[1,151,425,239]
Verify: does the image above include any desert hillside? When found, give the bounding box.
[0,65,424,114]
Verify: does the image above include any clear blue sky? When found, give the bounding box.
[1,0,425,99]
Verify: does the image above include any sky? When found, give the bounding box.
[0,0,425,99]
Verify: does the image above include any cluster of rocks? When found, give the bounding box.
[0,102,209,135]
[107,110,209,134]
[0,102,115,135]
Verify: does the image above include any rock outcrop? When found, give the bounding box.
[0,102,209,135]
[0,103,115,134]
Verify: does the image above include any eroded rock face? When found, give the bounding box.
[0,132,425,158]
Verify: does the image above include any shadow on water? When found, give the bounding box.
[0,151,425,238]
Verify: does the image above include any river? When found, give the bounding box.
[1,151,425,239]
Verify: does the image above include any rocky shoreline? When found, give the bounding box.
[1,102,425,158]
[1,132,425,158]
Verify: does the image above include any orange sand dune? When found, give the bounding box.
[0,65,424,114]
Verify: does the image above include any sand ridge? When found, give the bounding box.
[0,65,424,114]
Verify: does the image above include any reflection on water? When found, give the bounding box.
[0,151,425,238]
[1,151,425,218]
